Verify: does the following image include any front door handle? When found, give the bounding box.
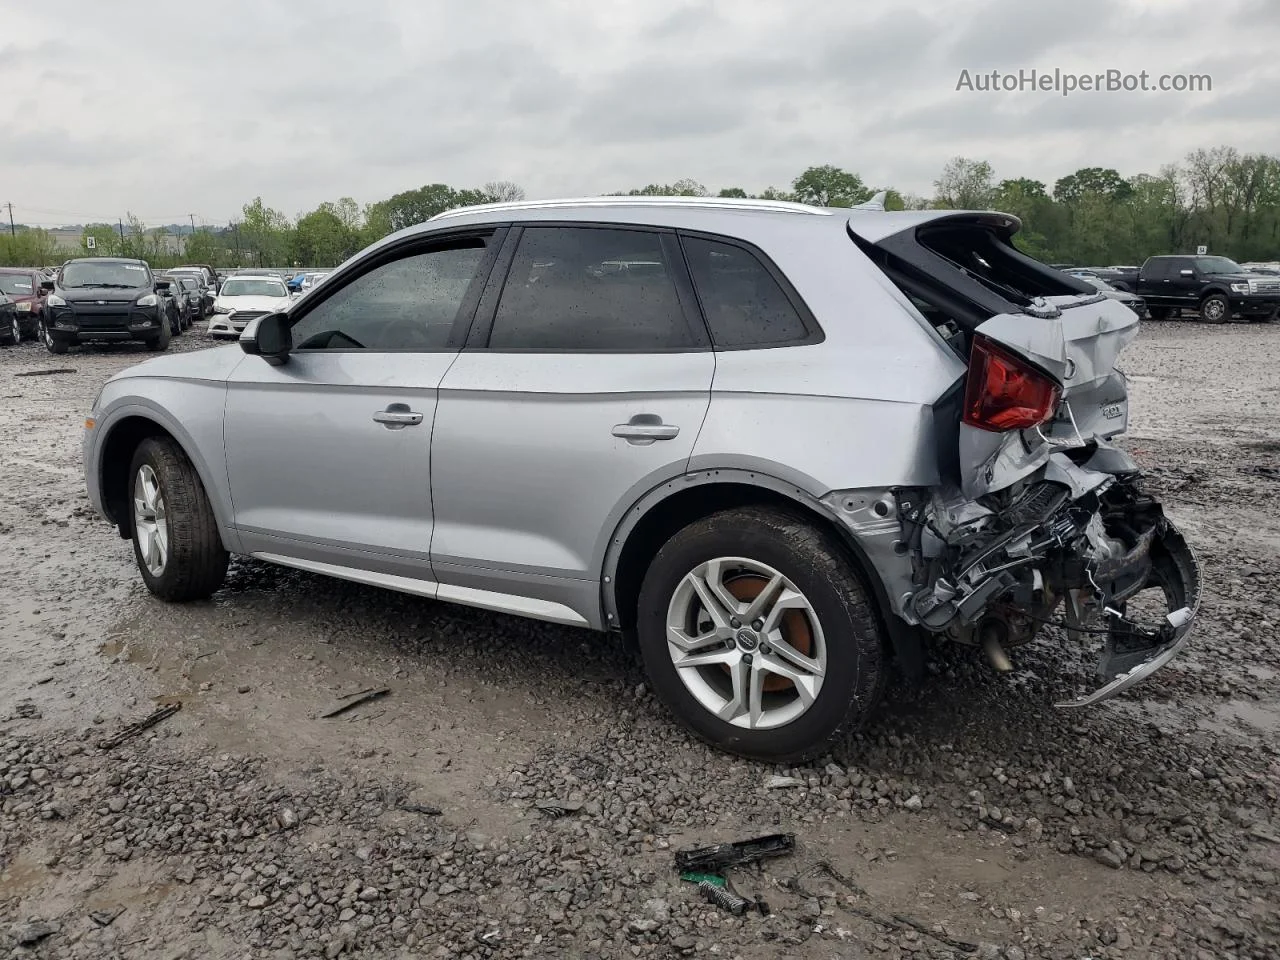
[373,403,424,429]
[612,415,679,445]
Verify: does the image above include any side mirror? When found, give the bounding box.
[239,312,292,366]
[40,279,55,291]
[155,280,171,291]
[1179,269,1194,277]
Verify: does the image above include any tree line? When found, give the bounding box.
[3,145,1278,271]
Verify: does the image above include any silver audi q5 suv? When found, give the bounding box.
[83,196,1200,761]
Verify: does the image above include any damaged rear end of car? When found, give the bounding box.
[851,211,1201,706]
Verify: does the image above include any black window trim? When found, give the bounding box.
[285,225,508,355]
[675,228,825,351]
[464,221,712,354]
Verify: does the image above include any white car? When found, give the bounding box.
[208,275,294,339]
[300,271,329,291]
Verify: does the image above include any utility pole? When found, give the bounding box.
[5,202,14,238]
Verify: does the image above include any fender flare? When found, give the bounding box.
[93,400,240,552]
[598,467,922,674]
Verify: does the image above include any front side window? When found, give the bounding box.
[290,240,487,351]
[488,227,695,350]
[681,236,809,348]
[1193,256,1243,275]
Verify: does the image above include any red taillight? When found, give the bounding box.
[963,335,1061,432]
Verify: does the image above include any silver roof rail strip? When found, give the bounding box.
[429,196,833,221]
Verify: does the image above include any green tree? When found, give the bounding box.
[718,187,749,198]
[295,205,357,267]
[81,223,121,257]
[933,157,995,209]
[1053,167,1133,204]
[790,165,871,207]
[241,197,294,266]
[616,179,710,197]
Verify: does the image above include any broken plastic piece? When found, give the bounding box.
[674,833,796,872]
[698,880,749,915]
[679,871,726,887]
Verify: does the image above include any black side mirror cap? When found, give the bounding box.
[40,280,55,291]
[239,312,292,366]
[155,280,171,291]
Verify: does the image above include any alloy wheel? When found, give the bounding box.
[665,556,827,730]
[133,464,169,576]
[1203,299,1225,321]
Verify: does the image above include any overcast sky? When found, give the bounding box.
[2,0,1277,228]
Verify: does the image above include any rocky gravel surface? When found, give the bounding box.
[2,321,1279,959]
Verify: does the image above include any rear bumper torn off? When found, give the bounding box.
[1057,517,1201,708]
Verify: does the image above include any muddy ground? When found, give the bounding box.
[1,320,1278,960]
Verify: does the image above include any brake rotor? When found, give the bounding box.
[724,573,812,693]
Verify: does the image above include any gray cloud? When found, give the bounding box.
[0,0,1274,227]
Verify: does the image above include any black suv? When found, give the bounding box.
[40,258,172,354]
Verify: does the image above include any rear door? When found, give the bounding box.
[223,229,502,581]
[428,224,713,624]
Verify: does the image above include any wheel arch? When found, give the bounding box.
[95,407,237,550]
[602,469,923,675]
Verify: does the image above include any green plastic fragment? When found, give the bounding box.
[679,871,726,887]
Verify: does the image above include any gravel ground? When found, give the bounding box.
[1,320,1278,959]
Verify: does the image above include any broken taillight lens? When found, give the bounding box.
[963,335,1062,432]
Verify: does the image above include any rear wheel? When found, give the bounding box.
[636,506,886,762]
[1199,294,1229,324]
[128,437,228,601]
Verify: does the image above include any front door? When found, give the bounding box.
[429,225,714,624]
[223,232,500,581]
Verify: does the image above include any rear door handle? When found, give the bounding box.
[373,403,424,429]
[612,416,679,445]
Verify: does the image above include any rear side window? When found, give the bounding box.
[681,236,809,348]
[488,227,696,350]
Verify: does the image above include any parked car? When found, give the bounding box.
[0,267,47,340]
[172,275,207,321]
[39,257,170,354]
[83,197,1201,761]
[0,290,17,346]
[167,268,216,314]
[1076,266,1139,292]
[1069,273,1150,319]
[208,274,293,339]
[1135,254,1280,322]
[158,281,185,336]
[300,271,329,291]
[1240,261,1280,276]
[169,264,220,293]
[159,275,195,331]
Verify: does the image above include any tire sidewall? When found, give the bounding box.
[1200,294,1229,324]
[636,516,881,760]
[128,441,177,595]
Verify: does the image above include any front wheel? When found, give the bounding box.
[1200,294,1229,324]
[1,313,19,346]
[39,318,68,354]
[636,506,886,762]
[145,320,171,352]
[128,437,228,601]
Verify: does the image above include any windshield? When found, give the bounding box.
[219,278,287,298]
[0,274,35,296]
[60,260,151,289]
[1194,256,1244,275]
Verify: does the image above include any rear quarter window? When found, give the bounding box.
[680,235,814,349]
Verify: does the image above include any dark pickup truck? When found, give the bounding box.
[1135,255,1280,324]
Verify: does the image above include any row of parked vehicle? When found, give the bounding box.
[1055,255,1280,324]
[0,260,333,353]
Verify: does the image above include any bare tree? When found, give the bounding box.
[482,181,526,203]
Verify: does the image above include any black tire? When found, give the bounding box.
[40,318,68,354]
[1199,294,1229,325]
[145,320,171,352]
[128,437,228,601]
[1,313,18,346]
[636,506,887,762]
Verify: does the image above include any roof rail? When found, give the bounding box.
[430,195,833,221]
